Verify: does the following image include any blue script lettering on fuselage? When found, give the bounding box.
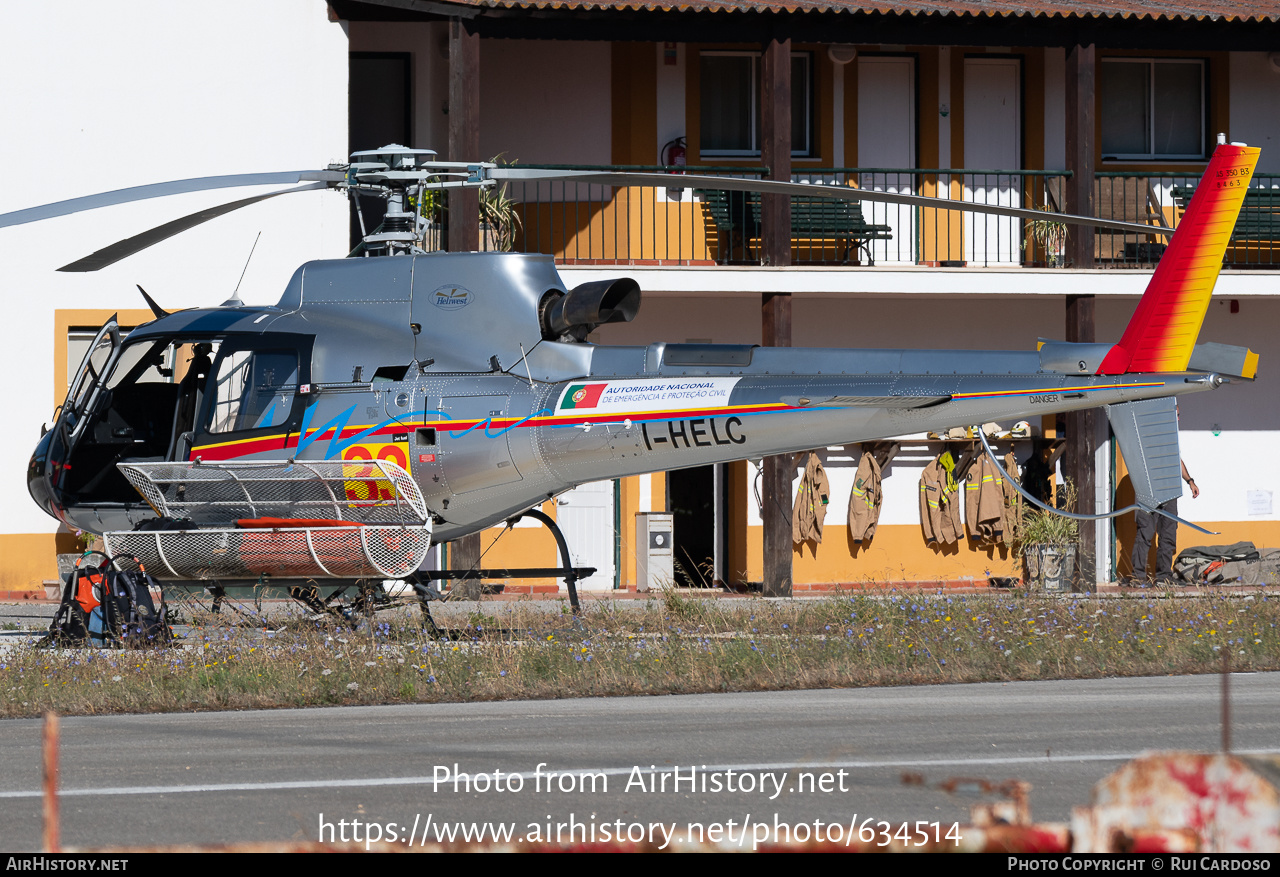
[296,402,428,459]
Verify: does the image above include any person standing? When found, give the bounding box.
[1131,461,1199,584]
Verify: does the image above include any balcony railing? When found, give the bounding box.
[423,165,1280,270]
[1095,171,1280,268]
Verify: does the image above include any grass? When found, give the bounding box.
[2,591,1278,719]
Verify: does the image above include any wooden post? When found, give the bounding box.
[451,533,483,600]
[1065,293,1100,589]
[760,37,791,268]
[1065,43,1095,269]
[760,36,793,598]
[448,19,480,252]
[1065,44,1098,588]
[762,293,792,597]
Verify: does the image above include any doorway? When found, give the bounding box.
[963,57,1022,265]
[349,52,412,250]
[857,55,917,265]
[667,464,727,587]
[555,479,618,590]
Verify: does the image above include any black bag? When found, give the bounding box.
[41,553,171,648]
[101,555,172,647]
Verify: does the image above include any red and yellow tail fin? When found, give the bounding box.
[1097,143,1260,375]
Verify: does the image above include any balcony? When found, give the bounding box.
[424,166,1280,270]
[1095,171,1280,269]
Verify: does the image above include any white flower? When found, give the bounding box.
[346,682,359,691]
[364,661,377,667]
[322,669,333,676]
[112,675,122,681]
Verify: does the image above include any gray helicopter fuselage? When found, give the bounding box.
[30,252,1217,539]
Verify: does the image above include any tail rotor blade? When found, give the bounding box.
[57,182,328,272]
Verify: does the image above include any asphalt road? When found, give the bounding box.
[2,672,1278,851]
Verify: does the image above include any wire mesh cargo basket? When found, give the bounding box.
[103,460,432,580]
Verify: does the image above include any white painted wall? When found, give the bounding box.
[1229,53,1280,172]
[480,41,611,166]
[0,1,349,537]
[1043,48,1066,170]
[349,21,450,155]
[656,43,686,162]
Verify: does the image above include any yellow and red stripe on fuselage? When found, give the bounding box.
[189,380,1171,464]
[188,399,797,463]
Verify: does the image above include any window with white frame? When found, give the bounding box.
[1100,58,1205,160]
[699,51,812,157]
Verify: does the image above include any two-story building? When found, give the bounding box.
[3,0,1277,596]
[336,0,1280,592]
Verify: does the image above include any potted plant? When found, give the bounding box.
[1016,480,1079,592]
[480,155,523,252]
[409,186,443,251]
[1022,206,1068,267]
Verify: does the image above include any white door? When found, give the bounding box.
[555,479,616,590]
[963,58,1022,265]
[857,56,916,265]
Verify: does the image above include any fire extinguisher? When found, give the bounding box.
[662,136,687,200]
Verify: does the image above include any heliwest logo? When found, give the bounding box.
[431,285,474,309]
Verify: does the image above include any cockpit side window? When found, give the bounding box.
[207,349,299,434]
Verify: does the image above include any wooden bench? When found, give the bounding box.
[1170,186,1280,243]
[694,188,894,264]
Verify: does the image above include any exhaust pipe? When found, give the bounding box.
[540,278,640,341]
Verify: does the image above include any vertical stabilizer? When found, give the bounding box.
[1098,144,1260,375]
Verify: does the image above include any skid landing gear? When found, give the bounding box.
[419,508,595,614]
[268,509,593,637]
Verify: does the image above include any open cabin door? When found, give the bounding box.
[54,317,123,459]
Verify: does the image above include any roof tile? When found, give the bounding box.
[439,0,1280,21]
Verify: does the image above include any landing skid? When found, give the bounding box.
[419,508,595,614]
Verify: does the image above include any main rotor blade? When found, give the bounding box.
[58,182,328,272]
[1,170,345,230]
[490,169,1172,238]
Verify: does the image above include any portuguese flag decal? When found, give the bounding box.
[561,383,606,410]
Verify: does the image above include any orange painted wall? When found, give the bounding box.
[745,523,1023,585]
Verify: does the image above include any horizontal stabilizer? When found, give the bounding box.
[1188,342,1259,380]
[1106,397,1183,509]
[785,394,951,409]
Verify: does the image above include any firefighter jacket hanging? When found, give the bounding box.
[1002,450,1023,544]
[848,450,883,543]
[792,452,831,544]
[919,454,962,545]
[965,454,1007,544]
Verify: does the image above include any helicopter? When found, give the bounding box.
[5,142,1261,617]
